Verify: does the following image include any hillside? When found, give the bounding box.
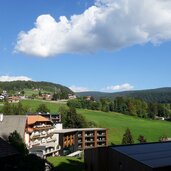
[78,109,171,144]
[0,81,74,95]
[76,87,171,103]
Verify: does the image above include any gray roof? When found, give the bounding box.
[111,142,171,168]
[0,115,27,140]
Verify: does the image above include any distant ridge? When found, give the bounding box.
[0,80,74,95]
[76,87,171,103]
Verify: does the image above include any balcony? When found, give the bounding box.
[85,133,94,137]
[97,138,106,142]
[85,138,94,142]
[47,137,56,143]
[97,133,106,137]
[85,143,94,149]
[97,143,106,147]
[33,124,53,130]
[78,134,82,137]
[44,145,61,155]
[78,145,82,149]
[30,140,41,146]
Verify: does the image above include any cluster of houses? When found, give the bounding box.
[0,90,26,102]
[0,113,108,158]
[0,89,77,102]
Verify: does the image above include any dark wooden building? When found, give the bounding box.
[84,142,171,171]
[55,128,108,156]
[0,138,19,170]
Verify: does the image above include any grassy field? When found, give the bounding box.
[24,88,51,96]
[21,99,64,113]
[47,157,85,171]
[77,109,171,144]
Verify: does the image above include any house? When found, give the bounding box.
[25,115,60,158]
[68,94,77,99]
[55,128,108,156]
[8,96,20,103]
[0,114,60,158]
[84,142,171,171]
[0,95,4,100]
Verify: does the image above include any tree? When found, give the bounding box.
[138,135,147,143]
[36,104,50,113]
[52,92,60,100]
[58,106,69,126]
[148,103,158,119]
[38,90,42,97]
[100,98,110,112]
[8,130,28,157]
[21,90,25,96]
[2,101,12,115]
[64,107,88,128]
[16,102,26,115]
[122,128,134,145]
[67,99,82,108]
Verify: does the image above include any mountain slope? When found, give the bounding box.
[76,87,171,103]
[0,81,74,95]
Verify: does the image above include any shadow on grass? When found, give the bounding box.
[52,158,85,171]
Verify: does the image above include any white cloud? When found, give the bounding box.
[69,85,90,92]
[15,0,171,57]
[105,83,134,92]
[0,76,32,82]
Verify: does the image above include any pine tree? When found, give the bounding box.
[122,128,134,145]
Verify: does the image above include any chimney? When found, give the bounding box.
[0,114,3,122]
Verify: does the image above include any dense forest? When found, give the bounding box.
[67,97,171,119]
[76,87,171,103]
[0,81,73,94]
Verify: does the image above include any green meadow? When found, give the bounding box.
[78,109,171,144]
[21,99,64,113]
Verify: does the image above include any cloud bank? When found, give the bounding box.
[105,83,134,91]
[15,0,171,57]
[0,76,32,82]
[69,85,90,92]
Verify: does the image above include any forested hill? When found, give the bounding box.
[0,81,74,94]
[76,87,171,103]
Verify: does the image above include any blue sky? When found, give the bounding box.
[0,0,171,92]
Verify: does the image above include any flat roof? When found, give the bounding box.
[54,129,78,133]
[54,128,107,134]
[111,142,171,168]
[77,128,107,131]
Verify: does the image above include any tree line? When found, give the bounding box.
[67,97,171,119]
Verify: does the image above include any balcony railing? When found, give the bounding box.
[33,125,54,130]
[85,134,94,137]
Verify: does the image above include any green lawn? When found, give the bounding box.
[24,88,51,96]
[47,157,85,171]
[77,109,171,144]
[21,99,64,113]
